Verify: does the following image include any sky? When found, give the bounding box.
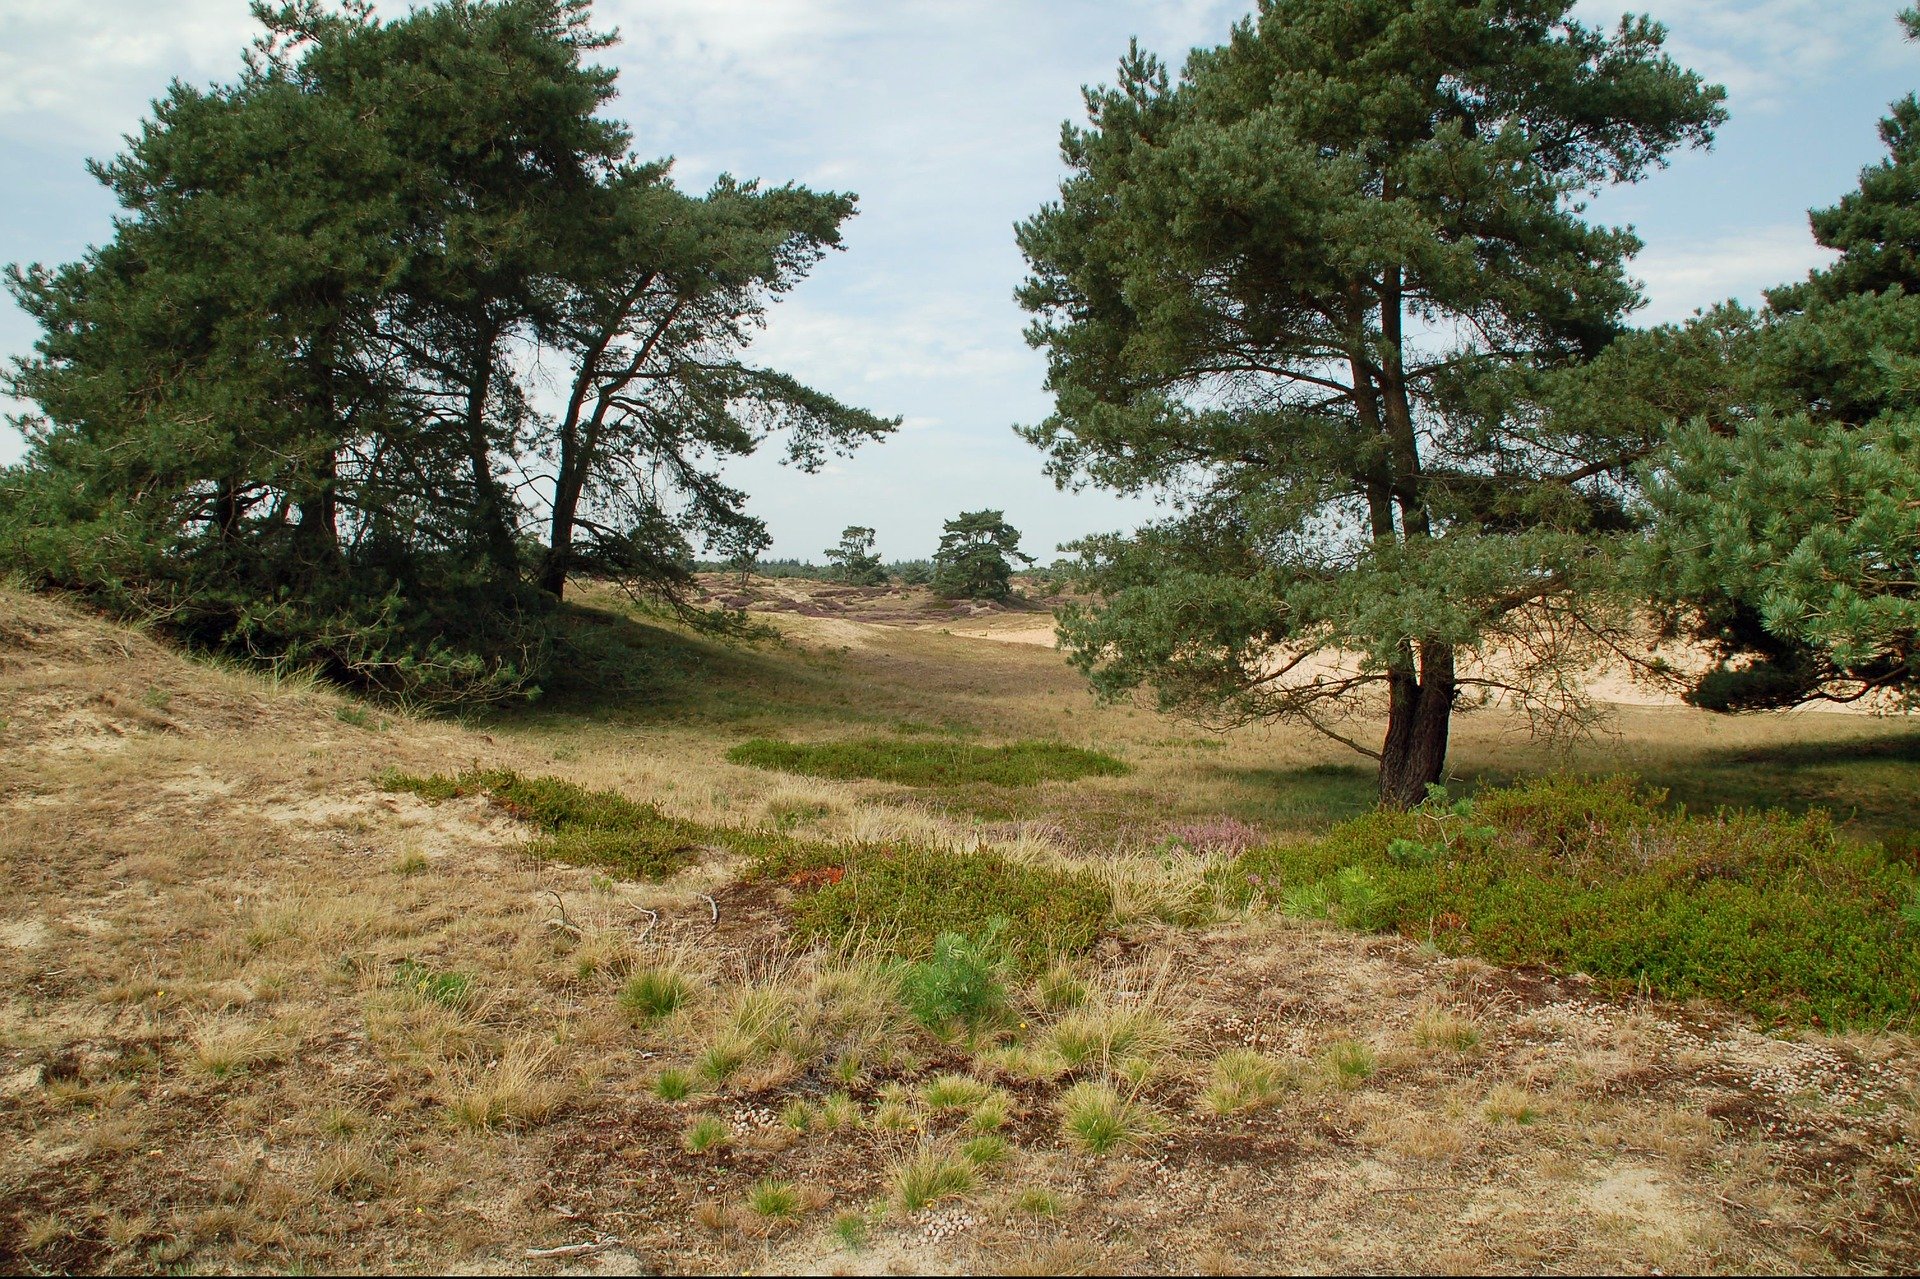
[1,0,1915,562]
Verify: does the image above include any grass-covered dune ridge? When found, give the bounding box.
[1229,776,1920,1027]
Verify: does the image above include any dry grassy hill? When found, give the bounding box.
[2,583,1917,1275]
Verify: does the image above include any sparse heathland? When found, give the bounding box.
[2,581,1917,1275]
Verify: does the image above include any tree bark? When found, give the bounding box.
[540,451,583,598]
[1378,640,1455,807]
[461,327,520,581]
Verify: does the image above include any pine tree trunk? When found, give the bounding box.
[1377,642,1455,808]
[461,335,520,582]
[540,477,578,600]
[293,452,340,574]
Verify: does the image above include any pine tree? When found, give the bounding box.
[1638,8,1920,709]
[1,0,892,699]
[931,511,1032,602]
[826,527,888,586]
[1016,0,1723,805]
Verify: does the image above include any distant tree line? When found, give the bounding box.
[700,510,1040,601]
[1,0,893,703]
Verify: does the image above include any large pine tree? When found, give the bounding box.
[2,0,891,701]
[1016,0,1723,805]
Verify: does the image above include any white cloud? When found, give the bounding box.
[1576,0,1914,113]
[0,0,257,150]
[1630,223,1839,323]
[751,296,1034,391]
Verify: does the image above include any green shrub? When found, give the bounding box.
[726,737,1129,787]
[778,844,1111,970]
[1226,775,1920,1027]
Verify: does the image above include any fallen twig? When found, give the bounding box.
[524,1240,616,1259]
[544,890,583,939]
[634,908,658,943]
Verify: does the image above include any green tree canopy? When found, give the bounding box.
[1635,9,1920,710]
[931,510,1032,602]
[2,0,892,702]
[1016,0,1723,805]
[826,526,888,586]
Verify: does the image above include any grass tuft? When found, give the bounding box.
[745,1178,801,1220]
[618,966,696,1021]
[1319,1039,1376,1089]
[441,1043,561,1131]
[1482,1084,1541,1126]
[394,959,475,1011]
[1202,1048,1294,1115]
[1012,1187,1064,1218]
[959,1133,1011,1168]
[890,1145,978,1210]
[1047,1001,1173,1076]
[832,1209,871,1250]
[683,1114,729,1153]
[652,1067,696,1101]
[922,1072,994,1112]
[1058,1081,1156,1155]
[1411,1007,1481,1054]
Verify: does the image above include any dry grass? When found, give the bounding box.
[1,584,1917,1275]
[439,1040,566,1131]
[890,1143,978,1210]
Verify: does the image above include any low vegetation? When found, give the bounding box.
[770,843,1113,968]
[1230,776,1920,1026]
[381,766,742,879]
[726,736,1130,787]
[5,587,1919,1274]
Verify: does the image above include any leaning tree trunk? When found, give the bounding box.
[1377,641,1456,808]
[460,335,521,583]
[540,463,582,599]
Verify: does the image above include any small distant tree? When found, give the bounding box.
[932,510,1033,601]
[826,526,888,585]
